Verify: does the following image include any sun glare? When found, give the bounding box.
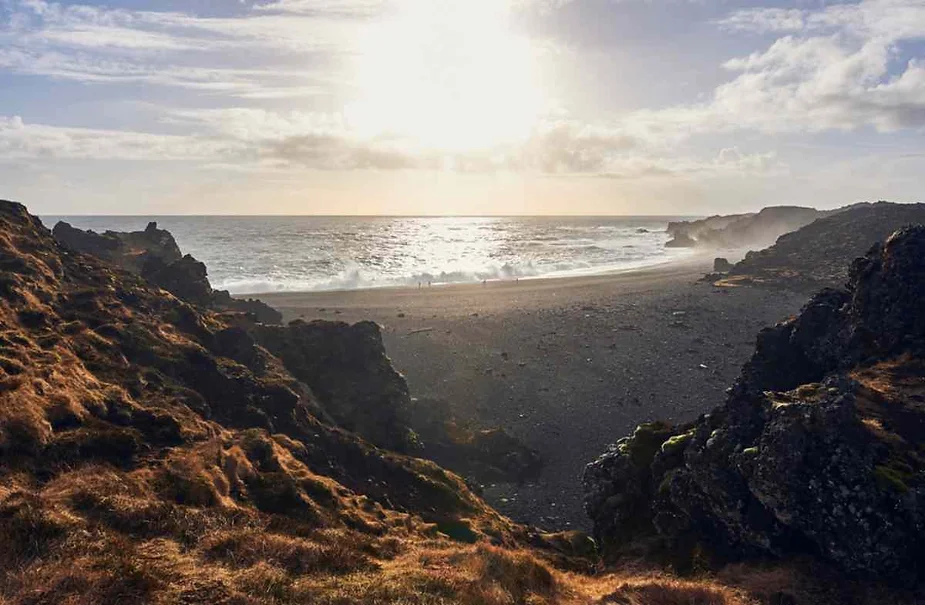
[346,0,546,154]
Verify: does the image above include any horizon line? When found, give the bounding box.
[40,213,707,219]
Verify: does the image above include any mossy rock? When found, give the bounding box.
[626,422,676,467]
[660,429,695,456]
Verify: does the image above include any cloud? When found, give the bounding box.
[2,104,778,182]
[0,0,365,98]
[517,122,639,173]
[255,0,390,17]
[0,0,906,184]
[704,0,925,132]
[597,148,783,180]
[0,115,236,160]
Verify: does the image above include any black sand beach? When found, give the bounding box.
[259,257,808,530]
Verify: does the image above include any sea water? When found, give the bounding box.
[42,215,694,294]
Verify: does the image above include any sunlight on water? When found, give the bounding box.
[43,216,692,294]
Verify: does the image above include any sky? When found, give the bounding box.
[2,0,925,215]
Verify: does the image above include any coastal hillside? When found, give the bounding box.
[51,220,547,485]
[3,198,922,604]
[718,202,925,290]
[53,220,283,324]
[666,206,827,249]
[586,225,925,596]
[0,200,592,604]
[4,201,799,604]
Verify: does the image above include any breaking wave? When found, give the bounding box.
[45,215,694,295]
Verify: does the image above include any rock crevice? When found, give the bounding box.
[585,225,925,581]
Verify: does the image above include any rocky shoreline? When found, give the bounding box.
[585,226,925,582]
[2,198,924,603]
[260,260,809,529]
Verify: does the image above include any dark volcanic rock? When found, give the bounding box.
[667,207,825,250]
[713,257,733,273]
[724,201,925,291]
[212,288,283,324]
[585,226,925,582]
[254,319,415,452]
[2,199,506,535]
[53,220,282,323]
[53,220,182,272]
[252,321,546,479]
[665,233,697,248]
[142,254,213,307]
[667,213,750,247]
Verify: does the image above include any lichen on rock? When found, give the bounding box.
[585,225,925,582]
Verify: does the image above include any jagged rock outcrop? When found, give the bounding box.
[713,257,733,273]
[722,201,925,291]
[3,199,572,603]
[667,213,750,247]
[253,319,415,453]
[585,226,925,582]
[52,220,282,324]
[251,323,544,480]
[667,206,826,249]
[52,220,182,271]
[50,218,545,485]
[141,253,213,306]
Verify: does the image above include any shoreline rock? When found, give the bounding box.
[667,206,826,249]
[52,220,283,324]
[585,225,925,582]
[719,201,925,291]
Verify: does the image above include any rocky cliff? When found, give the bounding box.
[667,206,826,249]
[51,217,546,491]
[585,225,925,584]
[2,200,590,604]
[721,201,925,291]
[6,199,922,604]
[52,220,283,324]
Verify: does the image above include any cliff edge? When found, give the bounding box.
[586,225,925,584]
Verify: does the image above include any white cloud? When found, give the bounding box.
[255,0,390,17]
[0,115,237,160]
[0,0,912,184]
[634,0,925,137]
[0,0,366,100]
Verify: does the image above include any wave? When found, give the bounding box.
[215,249,695,295]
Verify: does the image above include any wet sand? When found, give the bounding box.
[258,257,808,530]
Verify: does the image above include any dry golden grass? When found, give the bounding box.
[3,202,922,605]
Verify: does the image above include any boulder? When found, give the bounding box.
[585,226,925,582]
[142,254,212,306]
[713,257,733,273]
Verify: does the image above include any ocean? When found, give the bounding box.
[42,216,694,295]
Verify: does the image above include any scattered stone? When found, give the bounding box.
[585,226,925,581]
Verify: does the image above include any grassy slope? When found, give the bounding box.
[1,200,909,605]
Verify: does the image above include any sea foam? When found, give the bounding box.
[43,215,694,294]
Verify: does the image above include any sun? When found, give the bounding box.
[346,0,546,154]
